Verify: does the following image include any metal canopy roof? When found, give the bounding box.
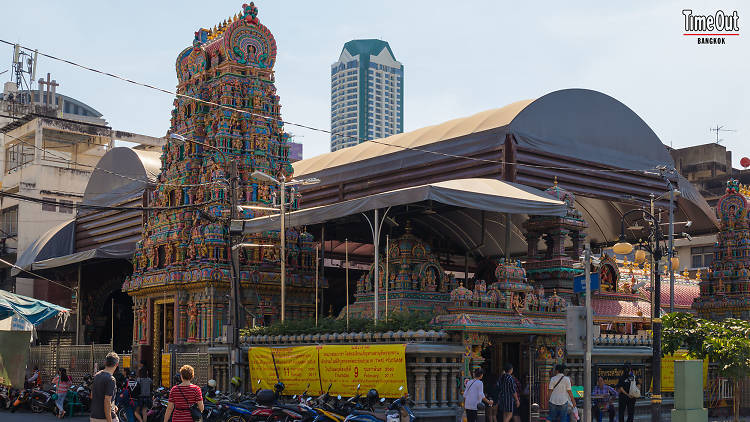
[240,178,566,258]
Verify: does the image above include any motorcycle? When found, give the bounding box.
[343,386,415,422]
[0,385,11,409]
[29,387,57,414]
[9,388,31,412]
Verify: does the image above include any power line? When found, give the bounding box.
[0,190,220,212]
[0,39,669,177]
[0,257,74,291]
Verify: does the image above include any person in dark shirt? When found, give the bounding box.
[91,352,119,422]
[615,363,638,422]
[497,363,520,422]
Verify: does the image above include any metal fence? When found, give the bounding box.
[29,344,115,385]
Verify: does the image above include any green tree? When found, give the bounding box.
[662,312,750,421]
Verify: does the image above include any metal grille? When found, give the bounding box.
[173,353,210,386]
[28,344,114,385]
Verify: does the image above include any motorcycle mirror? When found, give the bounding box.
[307,397,312,402]
[399,386,404,391]
[257,379,261,384]
[337,395,342,400]
[356,383,361,391]
[216,390,220,394]
[293,395,297,399]
[380,397,386,403]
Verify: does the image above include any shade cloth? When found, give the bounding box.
[240,178,566,234]
[11,219,75,276]
[0,289,69,326]
[30,243,136,271]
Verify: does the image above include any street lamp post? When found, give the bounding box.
[613,209,664,422]
[251,170,319,322]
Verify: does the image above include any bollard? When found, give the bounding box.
[671,360,707,422]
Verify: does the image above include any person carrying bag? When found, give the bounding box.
[548,364,576,422]
[463,367,493,422]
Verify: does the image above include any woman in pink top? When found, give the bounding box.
[51,367,72,418]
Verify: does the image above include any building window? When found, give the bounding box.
[1,206,18,237]
[42,197,57,212]
[691,246,714,268]
[59,200,74,214]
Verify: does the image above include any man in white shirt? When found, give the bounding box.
[464,367,494,422]
[548,364,576,422]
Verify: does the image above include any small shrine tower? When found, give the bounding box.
[694,179,750,320]
[124,3,319,377]
[522,179,588,292]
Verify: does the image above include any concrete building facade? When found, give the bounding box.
[330,39,403,151]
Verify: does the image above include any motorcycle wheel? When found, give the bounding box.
[118,407,128,422]
[30,398,45,413]
[225,415,249,422]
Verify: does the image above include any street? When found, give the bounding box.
[2,411,89,421]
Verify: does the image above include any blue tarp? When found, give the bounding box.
[0,289,69,326]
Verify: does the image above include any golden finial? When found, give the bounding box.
[554,176,558,186]
[683,269,689,277]
[213,25,217,33]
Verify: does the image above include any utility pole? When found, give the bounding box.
[584,242,592,422]
[228,160,241,378]
[280,177,286,322]
[668,186,675,313]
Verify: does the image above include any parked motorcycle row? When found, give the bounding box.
[1,374,93,416]
[0,378,415,421]
[201,382,415,422]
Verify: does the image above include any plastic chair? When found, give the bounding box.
[66,390,85,418]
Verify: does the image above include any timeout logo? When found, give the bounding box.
[683,9,740,44]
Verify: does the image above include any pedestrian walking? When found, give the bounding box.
[592,376,617,422]
[135,367,152,422]
[120,371,141,422]
[485,370,499,422]
[497,363,520,422]
[163,364,204,422]
[51,367,72,418]
[91,351,120,422]
[548,364,575,422]
[463,367,493,422]
[615,363,639,422]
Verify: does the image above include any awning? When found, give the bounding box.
[12,219,75,276]
[240,178,566,235]
[30,243,136,271]
[0,289,69,326]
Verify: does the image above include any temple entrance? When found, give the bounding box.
[152,300,174,386]
[487,337,532,422]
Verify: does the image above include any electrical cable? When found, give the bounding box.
[0,39,673,177]
[0,190,220,212]
[0,257,74,291]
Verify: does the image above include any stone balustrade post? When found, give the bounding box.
[413,357,428,407]
[439,357,449,407]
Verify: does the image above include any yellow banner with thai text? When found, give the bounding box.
[161,354,171,387]
[319,344,407,398]
[248,344,408,398]
[122,356,131,370]
[661,350,708,392]
[249,346,320,395]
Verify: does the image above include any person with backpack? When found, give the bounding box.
[117,371,139,422]
[463,367,493,422]
[615,362,640,422]
[548,364,576,422]
[135,367,152,422]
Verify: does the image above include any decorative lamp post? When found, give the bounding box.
[614,209,663,422]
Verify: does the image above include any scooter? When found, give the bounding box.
[29,387,57,414]
[9,388,31,412]
[344,386,415,422]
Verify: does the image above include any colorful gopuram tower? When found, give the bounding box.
[124,3,319,375]
[522,179,587,293]
[694,179,750,320]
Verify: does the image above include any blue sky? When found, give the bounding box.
[1,1,748,166]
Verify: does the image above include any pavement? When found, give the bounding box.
[0,410,90,421]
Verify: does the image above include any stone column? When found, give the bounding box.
[153,303,162,386]
[428,358,438,408]
[413,357,428,407]
[449,360,459,407]
[526,232,540,260]
[439,357,449,407]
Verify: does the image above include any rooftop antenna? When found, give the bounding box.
[9,44,38,103]
[710,125,736,144]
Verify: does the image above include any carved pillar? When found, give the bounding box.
[439,357,449,407]
[153,302,162,386]
[428,358,438,408]
[526,232,540,261]
[449,360,459,407]
[413,358,427,407]
[178,297,187,344]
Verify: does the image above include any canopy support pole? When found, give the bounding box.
[362,207,392,324]
[76,263,81,345]
[505,213,512,261]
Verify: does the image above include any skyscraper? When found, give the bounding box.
[330,39,403,152]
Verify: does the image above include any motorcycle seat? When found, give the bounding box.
[350,410,387,421]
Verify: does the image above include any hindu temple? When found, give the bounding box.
[694,179,750,320]
[123,3,320,375]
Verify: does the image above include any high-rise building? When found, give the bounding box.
[330,39,403,152]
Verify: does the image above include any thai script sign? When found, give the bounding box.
[249,344,408,398]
